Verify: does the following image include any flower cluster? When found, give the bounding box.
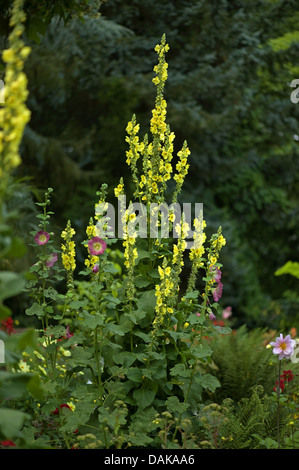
[61,220,76,288]
[172,142,191,202]
[274,369,295,393]
[153,260,174,332]
[1,316,15,335]
[0,0,31,181]
[123,34,189,207]
[206,229,226,303]
[122,210,138,302]
[84,218,101,273]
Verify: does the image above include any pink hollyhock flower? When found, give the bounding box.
[209,265,222,283]
[45,252,58,267]
[65,325,73,339]
[270,334,296,360]
[34,230,50,245]
[222,306,232,320]
[88,236,107,256]
[92,263,99,273]
[209,312,216,321]
[213,282,223,302]
[52,403,72,415]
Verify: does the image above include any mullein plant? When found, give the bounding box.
[22,35,230,448]
[0,0,31,196]
[0,0,31,319]
[119,34,227,340]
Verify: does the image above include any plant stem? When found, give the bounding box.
[276,359,281,448]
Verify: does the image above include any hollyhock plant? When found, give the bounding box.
[88,236,107,256]
[34,230,50,245]
[270,334,296,360]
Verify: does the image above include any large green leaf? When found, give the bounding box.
[0,408,30,440]
[275,261,299,279]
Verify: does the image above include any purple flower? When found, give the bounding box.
[65,325,73,339]
[92,263,99,273]
[45,252,58,268]
[213,282,223,302]
[270,334,296,360]
[209,312,216,321]
[34,230,50,245]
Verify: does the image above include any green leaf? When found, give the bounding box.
[0,408,30,439]
[195,373,220,392]
[113,351,138,367]
[190,343,213,360]
[170,363,191,378]
[212,325,232,335]
[166,396,189,415]
[69,299,89,309]
[0,272,26,303]
[275,261,299,279]
[133,387,156,409]
[126,367,143,383]
[137,290,156,316]
[25,302,44,317]
[134,276,151,288]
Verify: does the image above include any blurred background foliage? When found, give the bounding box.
[1,0,299,330]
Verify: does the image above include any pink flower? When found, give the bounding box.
[35,230,50,245]
[270,334,296,360]
[88,237,107,256]
[209,266,222,283]
[213,282,223,302]
[45,252,58,267]
[92,263,99,273]
[209,312,216,321]
[222,306,232,320]
[65,325,73,339]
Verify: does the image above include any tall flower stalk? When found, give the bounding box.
[0,0,31,199]
[270,334,296,448]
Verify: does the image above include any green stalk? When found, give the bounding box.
[276,359,281,448]
[94,326,103,399]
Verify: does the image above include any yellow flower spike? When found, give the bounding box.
[61,220,76,289]
[0,0,31,186]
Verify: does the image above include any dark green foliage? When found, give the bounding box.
[203,326,276,402]
[195,386,289,449]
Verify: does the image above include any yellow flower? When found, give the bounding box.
[18,359,30,373]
